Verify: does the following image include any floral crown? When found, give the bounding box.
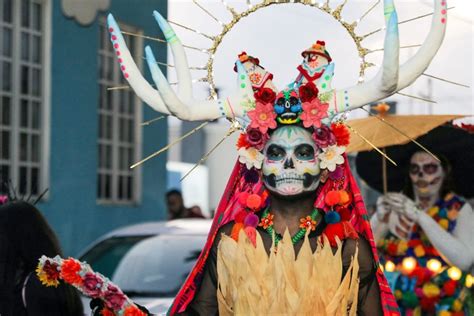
[237,80,350,174]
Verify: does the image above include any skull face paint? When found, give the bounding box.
[409,152,445,198]
[262,126,321,196]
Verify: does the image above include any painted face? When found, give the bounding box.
[409,152,445,198]
[262,126,321,196]
[304,53,329,69]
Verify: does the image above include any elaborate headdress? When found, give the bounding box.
[105,0,446,314]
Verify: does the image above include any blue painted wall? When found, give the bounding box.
[39,0,168,255]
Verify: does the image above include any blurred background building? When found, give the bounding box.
[0,0,168,255]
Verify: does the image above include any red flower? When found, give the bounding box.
[408,239,422,248]
[300,99,329,129]
[254,87,276,104]
[236,133,250,149]
[245,128,269,150]
[60,258,83,285]
[460,123,474,133]
[124,305,147,316]
[259,213,274,229]
[83,272,104,298]
[312,125,336,148]
[104,285,126,311]
[247,102,277,134]
[298,82,319,103]
[100,307,115,316]
[387,243,399,256]
[420,297,439,313]
[443,280,457,296]
[43,260,60,281]
[331,123,350,146]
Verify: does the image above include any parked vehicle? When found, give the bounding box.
[77,219,212,315]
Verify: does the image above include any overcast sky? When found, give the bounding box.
[163,0,473,122]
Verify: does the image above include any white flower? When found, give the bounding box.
[319,145,345,171]
[238,147,264,170]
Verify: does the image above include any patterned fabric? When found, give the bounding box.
[378,194,470,315]
[168,157,400,315]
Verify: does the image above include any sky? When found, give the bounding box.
[164,0,473,121]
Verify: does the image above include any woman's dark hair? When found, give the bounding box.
[0,201,83,315]
[402,153,456,199]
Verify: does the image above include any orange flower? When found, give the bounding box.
[236,133,250,149]
[299,216,317,231]
[100,307,115,316]
[60,258,83,285]
[259,213,274,229]
[124,305,147,316]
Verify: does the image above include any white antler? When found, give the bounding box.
[331,0,446,114]
[107,12,255,123]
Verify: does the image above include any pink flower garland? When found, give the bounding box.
[36,255,146,316]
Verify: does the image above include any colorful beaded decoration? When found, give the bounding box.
[259,207,321,246]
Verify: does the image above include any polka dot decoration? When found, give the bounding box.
[108,27,130,79]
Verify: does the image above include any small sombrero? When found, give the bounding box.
[301,40,332,63]
[356,125,474,198]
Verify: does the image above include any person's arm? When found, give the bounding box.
[343,236,383,316]
[370,196,391,242]
[416,203,474,272]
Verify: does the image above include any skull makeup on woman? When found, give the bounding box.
[369,128,474,315]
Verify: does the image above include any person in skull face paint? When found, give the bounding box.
[371,151,474,315]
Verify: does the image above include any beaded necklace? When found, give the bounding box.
[259,207,321,245]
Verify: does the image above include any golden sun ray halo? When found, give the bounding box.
[113,0,469,173]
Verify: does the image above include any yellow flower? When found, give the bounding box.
[36,264,60,287]
[439,311,452,316]
[397,240,408,253]
[414,245,425,257]
[394,290,402,300]
[422,283,440,298]
[427,206,439,217]
[444,193,454,201]
[439,219,449,230]
[452,299,463,312]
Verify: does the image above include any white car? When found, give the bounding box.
[77,219,212,315]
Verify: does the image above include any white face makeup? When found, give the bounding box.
[262,126,321,196]
[409,152,445,198]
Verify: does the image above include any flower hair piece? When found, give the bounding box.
[36,255,147,316]
[237,64,351,176]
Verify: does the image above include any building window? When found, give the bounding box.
[97,21,142,204]
[0,0,50,197]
